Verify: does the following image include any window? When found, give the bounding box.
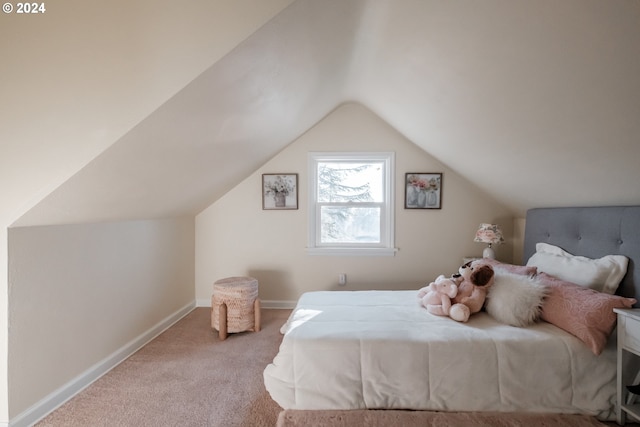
[307,152,396,256]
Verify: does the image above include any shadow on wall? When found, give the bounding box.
[328,278,428,292]
[248,269,295,300]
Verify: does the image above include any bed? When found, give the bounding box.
[264,206,640,421]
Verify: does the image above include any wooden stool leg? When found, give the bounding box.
[254,299,261,332]
[210,295,216,329]
[219,303,228,341]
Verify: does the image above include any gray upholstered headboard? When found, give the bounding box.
[523,206,640,305]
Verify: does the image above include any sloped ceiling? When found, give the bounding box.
[13,0,640,227]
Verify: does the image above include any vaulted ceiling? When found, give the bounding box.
[10,0,640,226]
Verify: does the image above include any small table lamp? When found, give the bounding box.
[474,223,504,259]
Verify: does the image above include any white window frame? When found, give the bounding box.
[307,152,397,256]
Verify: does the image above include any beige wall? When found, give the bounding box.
[0,226,6,423]
[196,103,515,304]
[1,0,295,226]
[8,218,195,417]
[0,1,294,422]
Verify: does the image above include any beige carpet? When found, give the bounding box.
[277,409,608,427]
[36,307,290,427]
[36,307,613,427]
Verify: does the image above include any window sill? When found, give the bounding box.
[306,247,398,257]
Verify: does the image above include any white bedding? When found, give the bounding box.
[263,290,617,420]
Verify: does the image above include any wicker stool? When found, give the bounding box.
[211,276,261,340]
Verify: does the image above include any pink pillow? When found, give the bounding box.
[538,272,636,355]
[480,258,537,276]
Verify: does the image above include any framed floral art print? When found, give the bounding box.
[262,173,298,210]
[405,173,442,209]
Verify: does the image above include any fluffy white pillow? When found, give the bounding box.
[485,271,547,327]
[526,243,628,294]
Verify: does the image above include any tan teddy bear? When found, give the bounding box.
[449,261,495,323]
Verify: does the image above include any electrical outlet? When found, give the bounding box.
[339,273,347,286]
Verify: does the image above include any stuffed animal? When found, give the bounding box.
[449,261,495,323]
[417,275,458,316]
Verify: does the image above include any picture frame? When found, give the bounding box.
[262,173,298,210]
[405,173,442,209]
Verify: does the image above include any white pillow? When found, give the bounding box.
[485,271,547,327]
[526,243,628,295]
[535,242,571,256]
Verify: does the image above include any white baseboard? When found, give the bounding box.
[9,301,195,427]
[196,298,296,309]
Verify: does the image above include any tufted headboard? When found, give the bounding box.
[523,206,640,305]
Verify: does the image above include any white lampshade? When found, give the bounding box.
[474,223,504,259]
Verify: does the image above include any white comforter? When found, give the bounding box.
[263,290,617,420]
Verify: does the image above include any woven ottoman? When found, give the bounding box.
[211,276,261,340]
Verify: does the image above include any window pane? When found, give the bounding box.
[320,206,381,243]
[317,162,383,203]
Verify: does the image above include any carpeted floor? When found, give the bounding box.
[277,409,608,427]
[36,307,619,427]
[36,307,290,427]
